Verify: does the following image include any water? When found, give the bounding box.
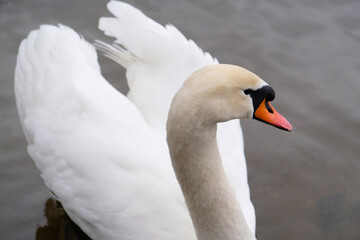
[1,0,359,239]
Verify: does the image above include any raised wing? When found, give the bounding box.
[15,25,195,240]
[98,1,218,132]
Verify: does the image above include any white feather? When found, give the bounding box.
[99,1,218,132]
[14,1,255,239]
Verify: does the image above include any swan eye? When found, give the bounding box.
[244,89,251,95]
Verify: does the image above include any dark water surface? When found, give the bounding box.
[1,0,359,239]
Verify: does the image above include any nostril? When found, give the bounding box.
[265,101,273,113]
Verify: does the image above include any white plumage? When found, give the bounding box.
[14,1,255,239]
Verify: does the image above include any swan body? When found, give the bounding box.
[12,1,293,239]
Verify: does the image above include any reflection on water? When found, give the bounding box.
[36,199,90,240]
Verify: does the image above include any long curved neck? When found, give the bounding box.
[167,119,255,240]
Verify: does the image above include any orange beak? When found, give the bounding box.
[254,99,293,132]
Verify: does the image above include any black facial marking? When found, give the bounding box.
[244,85,275,116]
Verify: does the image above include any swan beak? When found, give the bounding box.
[254,99,293,132]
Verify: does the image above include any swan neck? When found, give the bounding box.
[167,122,255,240]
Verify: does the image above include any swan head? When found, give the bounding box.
[168,64,292,131]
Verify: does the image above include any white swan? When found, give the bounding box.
[14,1,292,240]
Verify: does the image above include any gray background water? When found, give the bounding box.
[1,0,359,239]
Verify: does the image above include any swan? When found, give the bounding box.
[14,1,292,240]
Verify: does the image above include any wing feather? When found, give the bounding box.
[15,24,195,240]
[98,1,218,132]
